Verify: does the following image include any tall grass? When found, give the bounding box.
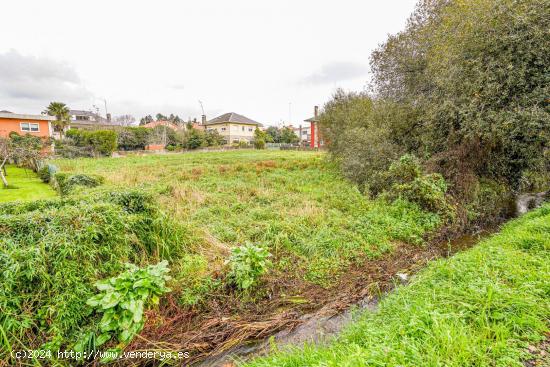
[244,205,550,367]
[55,151,441,285]
[0,190,192,362]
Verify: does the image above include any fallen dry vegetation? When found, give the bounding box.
[129,233,483,365]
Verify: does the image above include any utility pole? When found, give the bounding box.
[199,100,205,116]
[288,102,292,126]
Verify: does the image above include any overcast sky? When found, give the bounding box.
[0,0,417,126]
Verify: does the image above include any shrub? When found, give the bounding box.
[64,129,117,156]
[38,164,58,183]
[382,155,453,216]
[82,261,171,349]
[386,154,422,185]
[254,139,266,150]
[117,127,151,151]
[53,172,105,195]
[466,179,513,224]
[186,129,206,149]
[391,173,451,215]
[226,243,271,290]
[0,190,187,362]
[88,130,117,155]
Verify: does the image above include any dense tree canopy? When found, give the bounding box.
[322,0,549,199]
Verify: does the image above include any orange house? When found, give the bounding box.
[0,111,55,139]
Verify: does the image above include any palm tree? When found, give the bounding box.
[43,102,70,139]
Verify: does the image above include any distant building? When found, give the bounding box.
[290,125,311,144]
[304,106,323,148]
[204,112,262,144]
[0,110,55,139]
[69,110,117,130]
[141,120,182,131]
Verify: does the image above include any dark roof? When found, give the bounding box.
[0,110,13,113]
[69,109,112,124]
[205,112,262,126]
[304,116,319,123]
[69,109,99,116]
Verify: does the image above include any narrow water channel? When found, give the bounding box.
[195,231,489,367]
[195,193,548,367]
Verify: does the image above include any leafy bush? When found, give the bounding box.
[390,173,451,215]
[117,127,152,151]
[204,129,225,146]
[320,0,549,223]
[379,155,453,216]
[0,190,188,362]
[254,139,266,150]
[386,154,422,185]
[186,129,206,149]
[89,130,117,155]
[84,261,171,347]
[64,129,117,156]
[53,172,105,195]
[37,166,49,182]
[226,243,271,290]
[466,179,513,224]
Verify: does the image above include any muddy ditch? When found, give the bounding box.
[195,231,490,367]
[121,228,491,367]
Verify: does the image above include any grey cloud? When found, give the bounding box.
[300,61,368,85]
[0,50,92,102]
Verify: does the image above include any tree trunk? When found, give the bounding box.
[0,158,8,187]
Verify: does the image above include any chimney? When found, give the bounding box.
[314,106,319,119]
[201,115,206,125]
[106,113,111,122]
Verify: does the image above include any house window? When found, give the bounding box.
[21,122,40,132]
[221,127,226,131]
[242,126,245,131]
[248,128,253,132]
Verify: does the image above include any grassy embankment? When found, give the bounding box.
[245,204,550,367]
[55,150,441,287]
[0,165,56,203]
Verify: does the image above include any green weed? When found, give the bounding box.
[244,204,550,367]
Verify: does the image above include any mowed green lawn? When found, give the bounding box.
[55,150,441,286]
[0,165,56,203]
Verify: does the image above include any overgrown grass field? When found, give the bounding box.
[55,150,440,286]
[0,165,56,203]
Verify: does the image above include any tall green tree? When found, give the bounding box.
[369,0,550,189]
[43,102,70,138]
[139,115,154,125]
[280,127,299,144]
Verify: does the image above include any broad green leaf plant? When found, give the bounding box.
[227,243,272,290]
[79,261,171,354]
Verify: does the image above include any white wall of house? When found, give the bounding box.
[206,123,257,143]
